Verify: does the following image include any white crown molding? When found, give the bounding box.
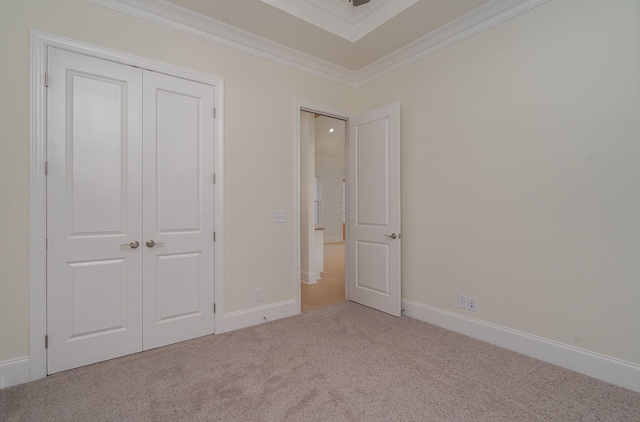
[88,0,359,86]
[87,0,548,88]
[352,0,421,41]
[356,0,550,87]
[261,0,420,42]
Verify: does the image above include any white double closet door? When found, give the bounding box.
[46,48,215,374]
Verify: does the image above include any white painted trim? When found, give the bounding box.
[261,0,420,42]
[219,300,297,333]
[29,31,49,383]
[402,299,640,394]
[85,0,548,87]
[29,30,225,381]
[324,236,344,243]
[87,0,358,87]
[300,271,318,285]
[0,357,30,389]
[356,0,549,87]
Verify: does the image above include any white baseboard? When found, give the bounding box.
[402,299,640,394]
[0,357,30,389]
[219,299,298,333]
[300,271,318,285]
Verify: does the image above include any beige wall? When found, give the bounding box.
[2,0,639,370]
[357,0,640,365]
[0,0,354,362]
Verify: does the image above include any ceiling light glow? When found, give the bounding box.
[329,128,334,133]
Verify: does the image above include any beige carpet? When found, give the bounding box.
[1,302,639,421]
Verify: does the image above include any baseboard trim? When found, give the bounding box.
[402,299,640,393]
[0,357,30,389]
[220,299,297,333]
[300,271,318,285]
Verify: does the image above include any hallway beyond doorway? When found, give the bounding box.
[301,242,346,312]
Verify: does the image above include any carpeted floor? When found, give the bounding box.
[1,302,639,421]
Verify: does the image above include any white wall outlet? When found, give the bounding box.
[468,297,477,311]
[458,294,468,309]
[274,211,285,223]
[254,288,262,302]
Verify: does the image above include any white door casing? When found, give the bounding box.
[46,48,144,373]
[142,71,215,350]
[347,102,401,317]
[47,47,216,373]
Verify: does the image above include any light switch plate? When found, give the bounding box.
[274,211,285,223]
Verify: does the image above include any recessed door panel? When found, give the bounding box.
[156,91,201,233]
[356,241,390,294]
[68,259,127,339]
[356,118,389,228]
[68,73,127,236]
[156,253,201,322]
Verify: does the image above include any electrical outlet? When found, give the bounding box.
[254,289,262,302]
[458,294,468,309]
[274,211,285,223]
[468,297,477,311]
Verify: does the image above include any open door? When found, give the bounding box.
[347,102,401,316]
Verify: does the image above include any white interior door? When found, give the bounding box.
[47,49,216,373]
[347,102,401,316]
[46,48,144,374]
[142,71,215,350]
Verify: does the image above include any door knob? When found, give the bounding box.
[384,233,398,240]
[146,240,165,248]
[120,240,140,249]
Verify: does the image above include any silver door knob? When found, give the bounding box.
[384,233,398,240]
[146,240,165,248]
[120,240,140,249]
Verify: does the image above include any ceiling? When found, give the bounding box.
[91,0,548,86]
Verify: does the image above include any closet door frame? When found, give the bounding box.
[29,31,225,382]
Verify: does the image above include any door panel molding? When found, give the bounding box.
[30,31,224,381]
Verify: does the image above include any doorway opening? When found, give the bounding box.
[299,110,347,312]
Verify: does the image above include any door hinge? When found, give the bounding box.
[213,107,216,118]
[45,73,49,87]
[213,232,216,242]
[212,173,216,184]
[45,161,48,176]
[45,335,48,348]
[214,303,216,313]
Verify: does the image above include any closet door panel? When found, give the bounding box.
[142,70,215,350]
[46,48,143,374]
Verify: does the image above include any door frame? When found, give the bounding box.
[293,99,351,313]
[29,31,225,381]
